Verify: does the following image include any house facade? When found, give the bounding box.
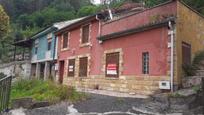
[30,19,84,80]
[55,0,204,95]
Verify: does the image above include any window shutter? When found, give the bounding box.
[182,42,191,65]
[68,59,75,77]
[63,32,68,48]
[79,57,88,77]
[82,25,89,44]
[106,52,119,78]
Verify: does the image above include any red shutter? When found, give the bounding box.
[79,57,88,77]
[106,52,119,78]
[68,59,75,77]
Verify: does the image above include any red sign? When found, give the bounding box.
[107,64,117,75]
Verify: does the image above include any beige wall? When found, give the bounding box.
[175,1,204,86]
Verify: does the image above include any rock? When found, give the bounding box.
[152,93,169,104]
[30,101,50,109]
[67,105,78,113]
[12,98,33,109]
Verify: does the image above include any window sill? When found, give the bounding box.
[79,43,91,48]
[61,48,69,52]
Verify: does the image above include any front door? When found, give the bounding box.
[59,61,65,84]
[40,63,45,80]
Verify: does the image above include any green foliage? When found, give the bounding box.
[192,85,202,92]
[11,79,86,103]
[168,92,185,98]
[183,0,204,14]
[77,5,99,17]
[0,5,9,40]
[183,50,204,76]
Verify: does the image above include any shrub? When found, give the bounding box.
[11,79,86,103]
[183,50,204,77]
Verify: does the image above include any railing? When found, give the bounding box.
[0,76,12,112]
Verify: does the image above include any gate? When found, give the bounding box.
[0,76,12,112]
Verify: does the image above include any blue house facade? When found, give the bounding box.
[31,26,58,80]
[31,19,84,80]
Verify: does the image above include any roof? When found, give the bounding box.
[31,18,85,39]
[98,18,175,41]
[55,15,97,35]
[13,39,33,47]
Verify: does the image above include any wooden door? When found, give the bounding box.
[59,61,65,84]
[68,59,75,77]
[106,52,119,78]
[182,42,191,65]
[79,57,88,77]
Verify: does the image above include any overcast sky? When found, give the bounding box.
[93,0,101,4]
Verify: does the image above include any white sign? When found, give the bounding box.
[69,65,74,72]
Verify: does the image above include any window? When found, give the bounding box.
[142,52,149,74]
[62,32,68,48]
[81,25,90,44]
[79,57,88,77]
[182,42,191,65]
[35,47,38,54]
[106,52,119,78]
[48,41,51,51]
[68,59,75,77]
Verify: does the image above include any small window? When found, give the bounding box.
[142,52,149,74]
[68,59,75,77]
[62,32,68,48]
[106,52,119,78]
[79,57,88,77]
[35,47,38,54]
[81,25,90,44]
[48,41,51,51]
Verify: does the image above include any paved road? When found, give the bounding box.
[3,93,148,115]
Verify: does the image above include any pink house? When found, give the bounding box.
[55,0,204,95]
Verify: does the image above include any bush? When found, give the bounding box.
[11,79,86,103]
[183,50,204,77]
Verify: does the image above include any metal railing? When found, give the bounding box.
[0,76,12,112]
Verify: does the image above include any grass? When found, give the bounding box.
[11,79,87,104]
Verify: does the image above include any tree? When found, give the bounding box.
[0,5,9,41]
[77,5,98,17]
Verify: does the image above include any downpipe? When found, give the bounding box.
[169,21,174,92]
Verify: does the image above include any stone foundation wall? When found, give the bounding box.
[63,75,170,95]
[0,61,31,79]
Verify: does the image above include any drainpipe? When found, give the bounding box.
[169,21,174,92]
[52,36,57,79]
[96,15,103,44]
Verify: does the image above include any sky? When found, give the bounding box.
[93,0,101,4]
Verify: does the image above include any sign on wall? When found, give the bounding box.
[106,64,117,75]
[68,65,74,72]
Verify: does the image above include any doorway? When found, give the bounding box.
[59,60,65,84]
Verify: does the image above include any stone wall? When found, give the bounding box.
[63,75,169,95]
[0,61,31,79]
